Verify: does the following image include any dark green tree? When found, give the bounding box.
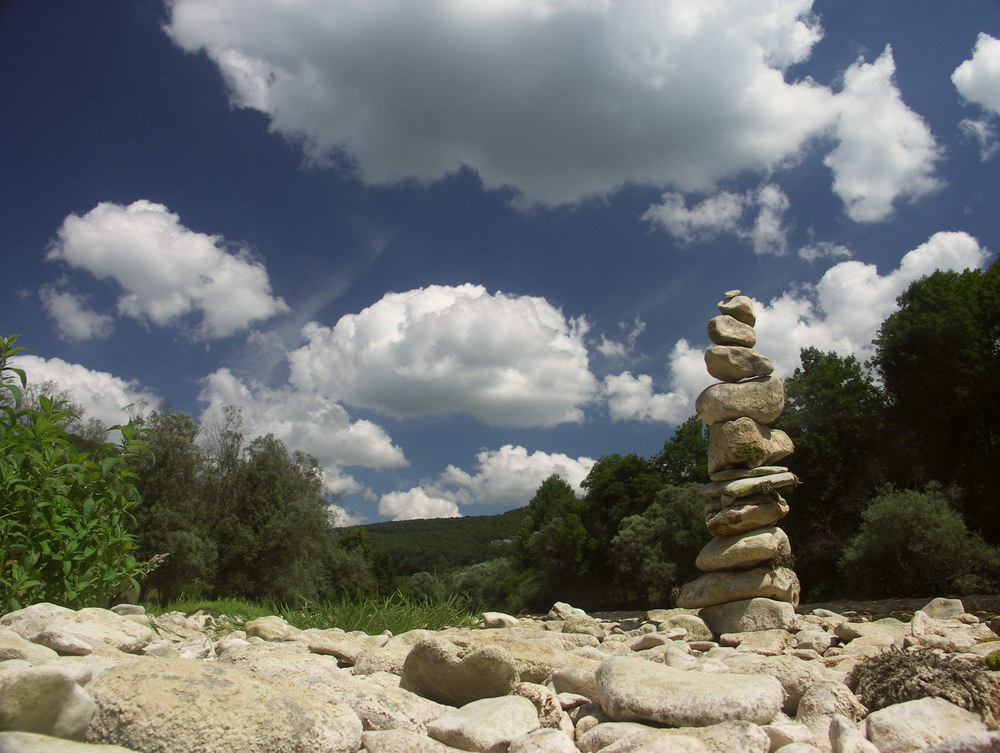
[655,416,708,484]
[871,261,1000,533]
[210,434,336,602]
[776,347,887,596]
[131,412,216,603]
[611,484,709,606]
[516,475,593,608]
[839,485,1000,597]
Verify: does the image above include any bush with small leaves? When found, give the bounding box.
[0,335,150,611]
[847,649,1000,726]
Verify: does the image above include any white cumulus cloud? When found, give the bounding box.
[825,47,942,222]
[9,355,160,429]
[643,184,791,255]
[288,284,596,427]
[428,444,595,508]
[603,339,710,424]
[754,231,991,375]
[378,487,461,521]
[607,231,990,424]
[165,0,842,206]
[46,200,289,340]
[39,285,114,341]
[198,367,407,495]
[953,33,1000,115]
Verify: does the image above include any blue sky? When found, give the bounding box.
[3,0,998,524]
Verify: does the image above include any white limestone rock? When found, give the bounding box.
[828,715,878,753]
[363,728,468,753]
[482,612,520,629]
[708,417,794,474]
[509,728,579,753]
[705,495,790,536]
[0,664,96,741]
[676,566,800,609]
[85,658,363,753]
[596,656,783,727]
[707,315,757,348]
[865,697,988,753]
[427,695,541,753]
[400,637,519,706]
[696,376,784,426]
[696,526,791,572]
[705,346,775,383]
[919,598,965,620]
[0,628,59,664]
[0,731,139,753]
[699,598,798,635]
[718,294,756,326]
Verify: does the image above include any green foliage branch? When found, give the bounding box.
[1,335,151,611]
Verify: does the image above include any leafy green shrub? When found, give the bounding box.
[838,485,1000,598]
[0,335,150,611]
[847,649,999,725]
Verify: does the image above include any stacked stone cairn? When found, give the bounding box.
[675,290,801,636]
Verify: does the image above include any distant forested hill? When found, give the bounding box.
[357,507,529,576]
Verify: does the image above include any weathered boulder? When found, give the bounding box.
[85,658,363,753]
[699,598,798,635]
[363,729,468,753]
[482,613,520,629]
[426,696,541,753]
[707,315,756,348]
[0,664,96,741]
[919,598,965,620]
[865,697,988,753]
[509,728,579,753]
[708,417,794,474]
[0,731,140,753]
[596,656,783,727]
[1,606,154,656]
[705,346,774,383]
[219,641,450,733]
[400,637,519,706]
[695,526,791,571]
[718,294,756,326]
[700,472,798,500]
[676,566,800,609]
[696,377,784,426]
[705,494,789,536]
[0,629,60,664]
[827,714,879,753]
[443,629,600,684]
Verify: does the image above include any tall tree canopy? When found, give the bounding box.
[776,347,886,595]
[871,260,1000,534]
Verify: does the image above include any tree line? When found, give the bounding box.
[1,259,997,613]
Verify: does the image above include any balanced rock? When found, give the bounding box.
[707,315,756,348]
[704,346,774,383]
[700,471,798,500]
[705,494,789,536]
[695,526,791,571]
[696,376,785,426]
[718,294,756,326]
[675,566,800,609]
[596,656,784,727]
[709,465,787,482]
[708,417,794,474]
[699,598,798,635]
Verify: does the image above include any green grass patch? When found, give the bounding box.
[147,591,479,635]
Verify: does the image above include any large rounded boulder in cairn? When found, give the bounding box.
[676,289,800,635]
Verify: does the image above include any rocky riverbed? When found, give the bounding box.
[1,597,999,753]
